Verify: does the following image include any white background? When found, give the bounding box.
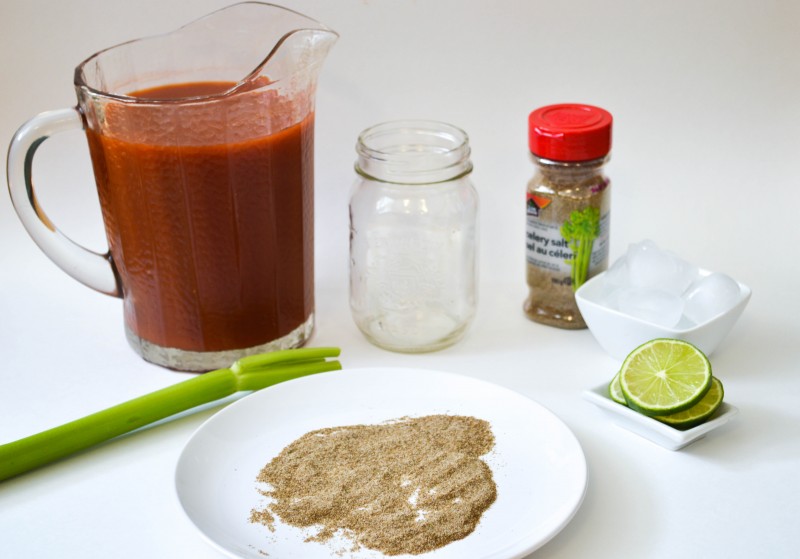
[1,1,798,557]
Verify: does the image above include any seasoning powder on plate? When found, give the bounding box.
[249,415,497,556]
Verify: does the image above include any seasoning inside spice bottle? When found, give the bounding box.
[523,104,612,329]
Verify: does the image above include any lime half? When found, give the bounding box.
[608,373,627,405]
[619,339,712,416]
[654,377,724,429]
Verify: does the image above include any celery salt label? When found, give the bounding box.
[526,204,610,277]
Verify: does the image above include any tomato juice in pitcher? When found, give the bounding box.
[86,81,315,354]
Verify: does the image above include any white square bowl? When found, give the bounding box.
[582,382,738,451]
[575,270,751,361]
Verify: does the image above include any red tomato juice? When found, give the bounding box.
[86,81,314,352]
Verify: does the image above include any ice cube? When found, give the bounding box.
[683,273,741,324]
[626,240,675,289]
[603,255,629,288]
[616,287,685,328]
[595,256,629,305]
[664,250,701,295]
[626,240,700,295]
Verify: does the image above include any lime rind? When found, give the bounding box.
[654,377,724,429]
[608,373,627,405]
[619,338,713,416]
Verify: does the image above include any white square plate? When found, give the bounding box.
[582,382,738,450]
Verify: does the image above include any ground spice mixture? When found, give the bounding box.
[249,414,497,556]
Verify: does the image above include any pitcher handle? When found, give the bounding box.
[7,108,121,297]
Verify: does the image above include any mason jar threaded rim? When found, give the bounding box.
[355,120,473,185]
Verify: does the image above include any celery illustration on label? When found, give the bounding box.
[560,206,600,290]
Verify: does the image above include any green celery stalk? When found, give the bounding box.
[0,347,341,482]
[579,239,589,287]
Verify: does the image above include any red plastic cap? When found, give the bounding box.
[528,104,613,161]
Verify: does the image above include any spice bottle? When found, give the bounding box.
[524,104,612,329]
[349,120,478,352]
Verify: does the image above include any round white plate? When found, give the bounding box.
[175,368,587,559]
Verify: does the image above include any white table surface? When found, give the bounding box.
[1,1,798,557]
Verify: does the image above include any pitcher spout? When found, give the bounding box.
[243,26,338,91]
[229,3,339,93]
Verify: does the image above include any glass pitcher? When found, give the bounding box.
[7,3,338,371]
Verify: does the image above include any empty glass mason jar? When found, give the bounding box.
[349,120,479,352]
